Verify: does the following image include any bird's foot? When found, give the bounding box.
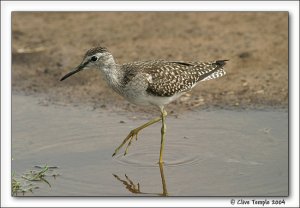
[112,116,163,157]
[112,129,139,157]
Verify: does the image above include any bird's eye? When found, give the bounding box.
[91,56,98,62]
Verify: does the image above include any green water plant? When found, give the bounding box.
[12,165,59,196]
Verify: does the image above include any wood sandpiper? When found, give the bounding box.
[60,46,228,164]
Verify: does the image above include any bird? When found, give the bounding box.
[60,46,228,164]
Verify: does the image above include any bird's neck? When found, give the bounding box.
[99,56,124,93]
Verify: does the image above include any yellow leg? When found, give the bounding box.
[159,108,167,164]
[112,116,162,157]
[159,162,168,196]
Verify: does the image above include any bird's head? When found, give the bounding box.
[60,46,114,81]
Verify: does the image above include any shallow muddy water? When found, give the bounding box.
[12,94,288,196]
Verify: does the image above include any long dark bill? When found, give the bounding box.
[60,63,87,81]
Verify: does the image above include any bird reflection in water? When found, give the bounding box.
[113,163,168,196]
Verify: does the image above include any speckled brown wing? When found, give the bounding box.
[144,60,228,97]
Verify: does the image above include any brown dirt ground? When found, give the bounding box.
[12,12,288,114]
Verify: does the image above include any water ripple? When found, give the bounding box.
[114,140,207,167]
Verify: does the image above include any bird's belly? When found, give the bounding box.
[121,90,151,106]
[148,93,184,106]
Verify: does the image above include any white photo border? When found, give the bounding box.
[1,1,299,207]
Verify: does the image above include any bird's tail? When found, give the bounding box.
[215,59,229,68]
[200,59,229,82]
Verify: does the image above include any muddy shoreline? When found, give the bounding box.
[12,12,288,113]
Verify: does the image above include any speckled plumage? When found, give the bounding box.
[121,60,227,97]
